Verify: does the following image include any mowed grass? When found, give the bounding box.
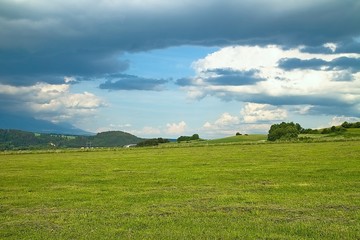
[0,141,359,239]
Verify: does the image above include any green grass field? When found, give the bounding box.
[207,134,267,144]
[163,134,267,148]
[1,141,359,239]
[300,128,360,141]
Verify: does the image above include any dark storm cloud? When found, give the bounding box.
[278,57,360,73]
[300,39,360,54]
[99,74,168,91]
[0,0,359,86]
[0,48,129,86]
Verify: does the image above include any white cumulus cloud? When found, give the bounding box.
[240,103,287,123]
[0,82,105,123]
[202,112,241,137]
[166,121,187,135]
[329,116,360,126]
[215,112,240,126]
[141,126,162,135]
[184,45,360,117]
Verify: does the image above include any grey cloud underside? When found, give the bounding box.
[2,0,358,49]
[99,74,168,91]
[177,70,358,111]
[278,57,360,73]
[0,49,129,85]
[300,40,360,54]
[206,69,264,86]
[206,92,360,117]
[176,78,193,87]
[176,69,263,86]
[1,0,360,86]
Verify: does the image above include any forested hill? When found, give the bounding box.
[0,130,143,150]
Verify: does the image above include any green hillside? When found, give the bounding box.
[166,128,359,148]
[2,122,359,150]
[202,125,360,146]
[0,129,143,150]
[89,131,143,147]
[207,134,267,144]
[300,128,360,141]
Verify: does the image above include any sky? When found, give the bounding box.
[0,0,360,139]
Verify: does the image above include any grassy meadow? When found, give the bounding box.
[1,141,359,239]
[207,134,267,144]
[299,128,360,140]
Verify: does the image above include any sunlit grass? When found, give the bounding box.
[207,134,267,144]
[300,128,360,141]
[1,141,359,239]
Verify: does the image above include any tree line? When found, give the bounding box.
[268,121,360,141]
[177,134,200,142]
[136,138,169,147]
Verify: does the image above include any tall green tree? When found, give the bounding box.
[268,122,301,141]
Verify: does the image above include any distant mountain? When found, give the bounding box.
[0,129,144,150]
[0,114,93,135]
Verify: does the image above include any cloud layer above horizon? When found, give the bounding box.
[178,45,360,117]
[1,0,360,136]
[1,0,359,85]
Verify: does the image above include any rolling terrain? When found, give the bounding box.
[0,130,143,150]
